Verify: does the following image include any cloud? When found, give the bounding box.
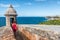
[57,1,60,4]
[13,5,20,7]
[24,2,32,6]
[0,4,9,7]
[34,0,47,2]
[0,4,20,7]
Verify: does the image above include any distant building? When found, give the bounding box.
[46,16,60,20]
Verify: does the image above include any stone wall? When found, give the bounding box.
[0,26,60,40]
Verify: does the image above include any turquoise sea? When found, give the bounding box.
[0,17,47,27]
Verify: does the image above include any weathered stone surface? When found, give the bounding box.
[18,27,60,40]
[0,26,60,40]
[0,27,16,40]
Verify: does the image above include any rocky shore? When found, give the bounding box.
[0,25,60,40]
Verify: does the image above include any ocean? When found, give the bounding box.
[0,17,47,27]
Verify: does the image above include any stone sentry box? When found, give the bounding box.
[5,5,17,27]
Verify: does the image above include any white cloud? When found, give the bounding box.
[13,5,20,7]
[57,1,60,4]
[24,2,32,6]
[0,4,9,7]
[0,4,20,7]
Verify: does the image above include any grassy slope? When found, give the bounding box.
[40,20,60,25]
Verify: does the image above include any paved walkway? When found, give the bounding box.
[18,24,60,32]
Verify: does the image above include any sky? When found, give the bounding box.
[0,0,60,17]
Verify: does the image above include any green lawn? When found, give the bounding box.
[40,20,60,25]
